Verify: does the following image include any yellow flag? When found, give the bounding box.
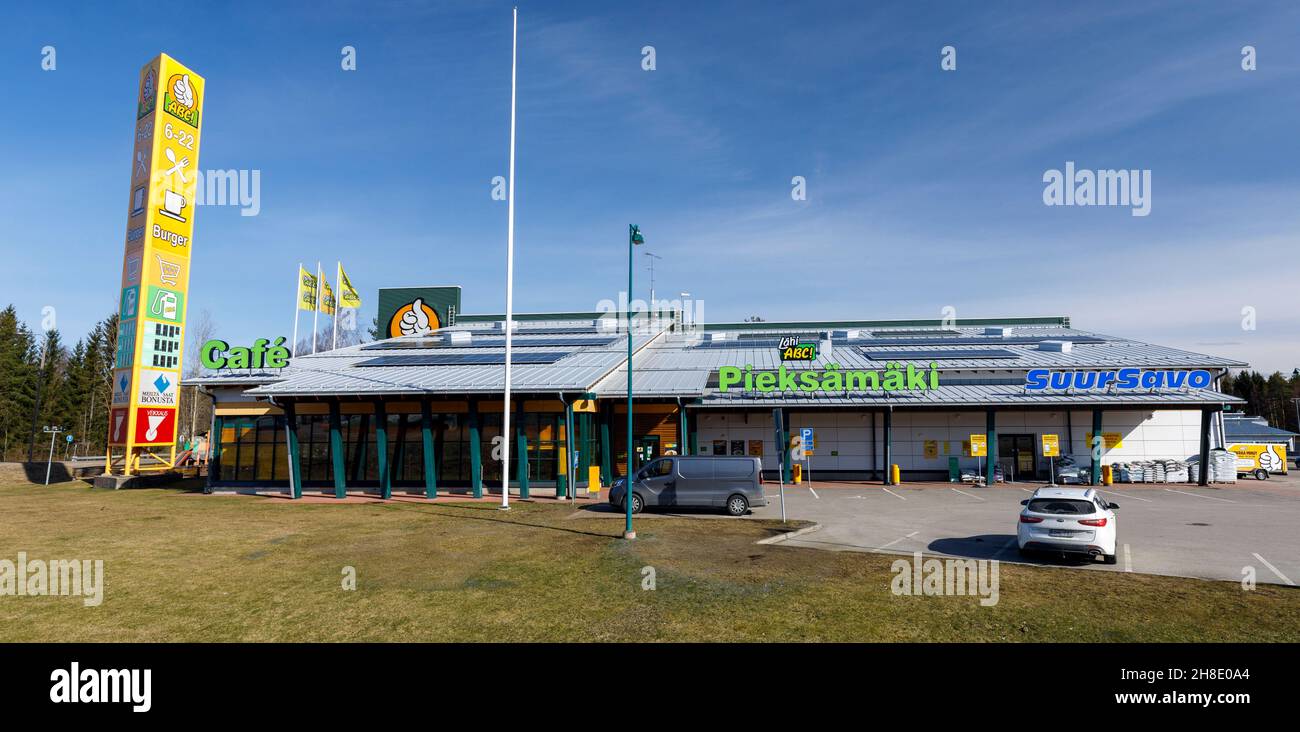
[319,277,336,315]
[338,263,362,308]
[297,266,317,311]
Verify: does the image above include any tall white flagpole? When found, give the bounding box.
[332,261,340,350]
[291,263,302,358]
[311,261,321,354]
[500,6,518,510]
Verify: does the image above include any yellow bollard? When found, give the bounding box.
[1102,464,1113,486]
[891,464,901,484]
[793,463,802,484]
[588,465,601,494]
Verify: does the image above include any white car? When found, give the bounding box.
[1017,487,1118,564]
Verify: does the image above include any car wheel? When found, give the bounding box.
[725,494,749,516]
[1103,553,1118,565]
[629,493,644,514]
[1254,469,1269,481]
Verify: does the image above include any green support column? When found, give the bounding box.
[516,400,529,499]
[375,402,391,499]
[1091,408,1104,485]
[329,401,346,498]
[210,415,224,484]
[555,414,568,498]
[563,400,576,496]
[285,403,303,499]
[421,399,437,499]
[883,409,893,485]
[986,409,998,486]
[599,404,612,485]
[678,405,688,456]
[468,399,483,498]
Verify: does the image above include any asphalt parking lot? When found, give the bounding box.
[750,472,1300,586]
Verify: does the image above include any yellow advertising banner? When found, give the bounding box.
[969,434,987,457]
[1086,432,1123,449]
[1041,433,1060,457]
[111,54,205,451]
[319,277,336,315]
[923,440,939,459]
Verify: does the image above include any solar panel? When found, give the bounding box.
[869,329,960,337]
[860,348,1020,360]
[362,336,616,351]
[693,334,1104,349]
[859,336,1104,346]
[355,352,570,367]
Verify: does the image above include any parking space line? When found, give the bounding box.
[1164,488,1235,503]
[994,537,1018,559]
[881,487,906,501]
[877,531,919,550]
[950,487,985,501]
[1123,544,1132,572]
[1252,553,1295,586]
[806,484,819,499]
[1098,488,1153,503]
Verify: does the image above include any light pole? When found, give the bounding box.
[625,224,644,540]
[643,251,661,312]
[43,426,64,485]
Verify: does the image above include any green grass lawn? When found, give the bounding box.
[1,481,1297,642]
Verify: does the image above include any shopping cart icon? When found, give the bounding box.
[155,254,182,287]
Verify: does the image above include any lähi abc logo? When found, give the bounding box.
[779,335,817,361]
[163,73,200,128]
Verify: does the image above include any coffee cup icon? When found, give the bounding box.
[159,189,187,223]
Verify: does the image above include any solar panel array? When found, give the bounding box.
[692,334,1105,349]
[355,352,570,367]
[361,336,617,351]
[860,348,1020,360]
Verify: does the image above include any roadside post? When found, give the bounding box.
[801,427,814,493]
[773,408,786,522]
[970,433,987,486]
[42,426,64,485]
[1042,433,1060,486]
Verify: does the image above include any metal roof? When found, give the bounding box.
[187,315,1248,408]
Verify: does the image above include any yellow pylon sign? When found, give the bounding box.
[109,54,205,472]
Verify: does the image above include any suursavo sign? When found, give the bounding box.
[719,362,940,393]
[1025,368,1214,391]
[201,338,290,369]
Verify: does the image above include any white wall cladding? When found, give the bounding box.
[695,409,1208,475]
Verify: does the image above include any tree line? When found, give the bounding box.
[0,305,217,463]
[1220,369,1300,435]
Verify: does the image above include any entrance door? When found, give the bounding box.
[998,434,1038,481]
[636,435,661,471]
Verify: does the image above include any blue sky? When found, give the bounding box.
[2,0,1298,370]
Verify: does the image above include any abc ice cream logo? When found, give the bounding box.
[389,298,440,337]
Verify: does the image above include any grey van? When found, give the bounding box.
[608,456,767,516]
